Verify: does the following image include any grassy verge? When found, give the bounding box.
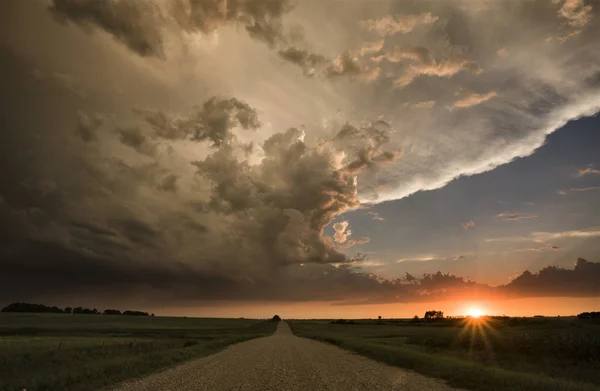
[0,313,276,391]
[290,320,600,391]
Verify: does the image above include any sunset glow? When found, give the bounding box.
[466,307,484,318]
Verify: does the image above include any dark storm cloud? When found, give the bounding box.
[500,258,600,297]
[50,0,166,57]
[0,85,402,305]
[47,0,381,81]
[277,47,328,76]
[3,0,600,309]
[32,68,86,98]
[110,217,160,249]
[76,111,104,142]
[135,97,260,146]
[49,0,293,57]
[158,174,179,192]
[117,127,158,156]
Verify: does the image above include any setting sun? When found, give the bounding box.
[466,307,484,318]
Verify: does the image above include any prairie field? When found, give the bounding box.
[0,313,276,391]
[290,316,600,391]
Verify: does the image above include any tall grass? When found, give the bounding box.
[0,313,276,391]
[290,318,600,391]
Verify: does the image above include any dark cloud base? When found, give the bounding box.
[1,235,598,307]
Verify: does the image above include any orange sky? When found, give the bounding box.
[157,297,599,319]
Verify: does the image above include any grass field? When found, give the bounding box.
[290,317,600,391]
[0,313,276,391]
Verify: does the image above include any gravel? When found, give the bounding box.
[111,321,462,391]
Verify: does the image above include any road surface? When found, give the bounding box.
[113,321,461,391]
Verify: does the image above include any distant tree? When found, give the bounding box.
[271,315,281,322]
[424,310,444,320]
[378,315,382,320]
[123,310,149,316]
[413,315,419,321]
[578,312,600,320]
[103,309,122,315]
[331,319,356,325]
[73,307,97,314]
[2,302,64,313]
[64,307,72,314]
[73,307,84,314]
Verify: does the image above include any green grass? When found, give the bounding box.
[0,313,276,391]
[289,318,600,391]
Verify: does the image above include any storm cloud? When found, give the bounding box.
[1,0,600,308]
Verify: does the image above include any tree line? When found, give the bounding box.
[1,302,152,316]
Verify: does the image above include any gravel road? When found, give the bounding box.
[112,321,461,391]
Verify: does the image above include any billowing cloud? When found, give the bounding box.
[495,212,538,221]
[333,221,351,243]
[501,258,600,297]
[2,0,600,307]
[49,0,293,57]
[556,0,592,28]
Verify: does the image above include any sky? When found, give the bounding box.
[1,0,599,318]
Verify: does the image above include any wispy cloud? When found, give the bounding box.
[359,13,439,36]
[368,211,385,221]
[397,255,438,263]
[510,244,561,252]
[461,220,476,230]
[454,91,497,108]
[533,230,600,242]
[558,186,600,194]
[487,229,600,243]
[410,100,436,109]
[576,167,600,177]
[496,47,509,57]
[495,212,538,221]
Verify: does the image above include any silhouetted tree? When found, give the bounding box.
[1,302,64,313]
[73,307,97,314]
[378,315,382,320]
[103,309,122,315]
[64,307,72,314]
[424,310,444,320]
[578,311,600,320]
[271,315,281,322]
[122,310,149,316]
